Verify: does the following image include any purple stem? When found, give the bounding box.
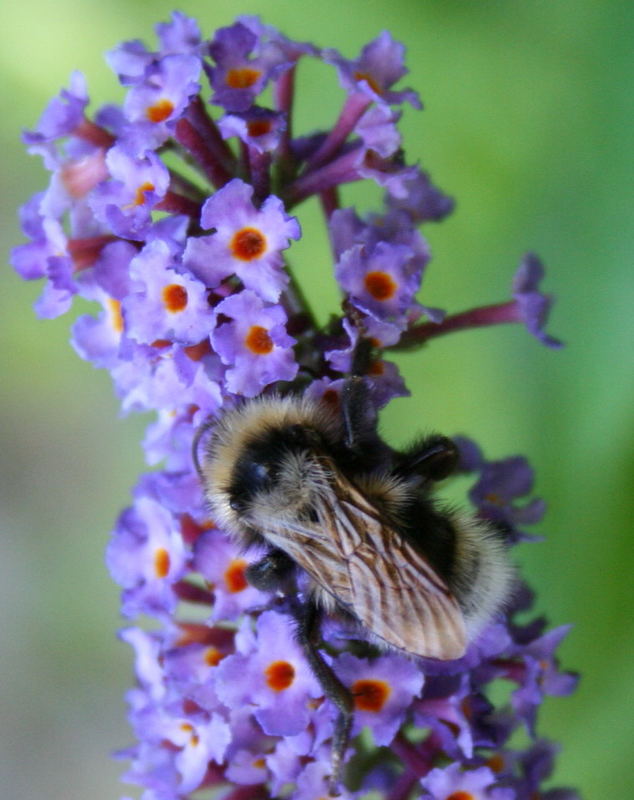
[305,92,371,169]
[187,94,236,170]
[320,186,341,221]
[273,65,296,165]
[74,117,115,148]
[155,191,202,219]
[392,733,433,777]
[173,579,214,606]
[286,145,363,206]
[393,301,523,349]
[387,769,420,800]
[248,148,272,204]
[174,117,232,189]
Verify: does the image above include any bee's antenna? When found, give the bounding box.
[192,414,217,483]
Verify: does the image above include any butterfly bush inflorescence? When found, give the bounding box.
[13,13,578,800]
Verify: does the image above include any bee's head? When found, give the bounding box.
[198,395,341,538]
[228,423,325,516]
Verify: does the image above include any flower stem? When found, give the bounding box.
[392,300,522,350]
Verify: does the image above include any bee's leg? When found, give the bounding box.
[245,548,295,592]
[295,601,354,795]
[341,337,378,450]
[396,434,459,481]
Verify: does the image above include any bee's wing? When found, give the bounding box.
[269,476,467,661]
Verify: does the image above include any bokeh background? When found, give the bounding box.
[2,1,632,798]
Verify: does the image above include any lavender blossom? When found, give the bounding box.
[13,13,578,800]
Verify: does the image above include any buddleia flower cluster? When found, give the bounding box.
[13,12,580,800]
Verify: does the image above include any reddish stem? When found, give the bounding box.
[74,117,115,148]
[223,785,268,800]
[68,234,120,270]
[393,301,522,350]
[392,733,433,777]
[286,146,362,206]
[387,769,420,800]
[155,190,202,218]
[187,94,236,170]
[273,65,296,165]
[174,117,232,189]
[172,579,214,605]
[305,92,371,170]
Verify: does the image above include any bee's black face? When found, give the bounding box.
[228,424,324,511]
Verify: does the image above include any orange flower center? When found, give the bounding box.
[162,284,188,312]
[364,271,397,301]
[134,181,155,206]
[353,71,382,95]
[447,793,475,800]
[486,753,505,773]
[245,325,274,355]
[107,298,124,333]
[265,660,295,691]
[146,98,175,123]
[224,559,249,593]
[247,119,273,138]
[351,679,391,712]
[154,547,171,578]
[226,67,262,89]
[204,647,225,667]
[230,227,267,261]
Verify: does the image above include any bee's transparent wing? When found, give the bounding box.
[268,475,467,661]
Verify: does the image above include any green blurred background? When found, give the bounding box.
[2,1,632,797]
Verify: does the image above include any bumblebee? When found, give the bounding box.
[195,364,512,791]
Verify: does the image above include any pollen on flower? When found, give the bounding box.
[224,558,249,592]
[486,753,505,773]
[353,71,382,95]
[153,547,171,578]
[352,679,391,712]
[245,325,274,355]
[146,98,175,123]
[446,793,474,800]
[226,67,262,89]
[247,119,273,138]
[265,660,296,691]
[204,646,225,667]
[368,359,385,377]
[106,298,124,333]
[230,227,267,261]
[364,271,397,301]
[134,181,155,206]
[184,340,212,361]
[180,723,200,747]
[162,283,188,312]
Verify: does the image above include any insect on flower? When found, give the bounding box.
[194,340,514,792]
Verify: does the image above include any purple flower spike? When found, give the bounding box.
[15,13,577,800]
